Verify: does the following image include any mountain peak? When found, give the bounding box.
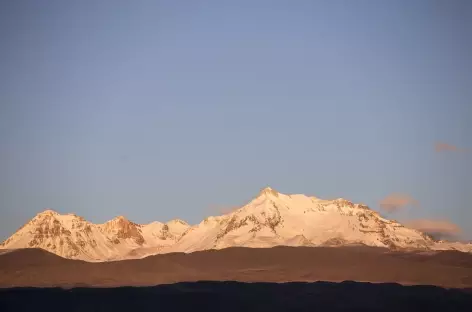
[101,216,144,245]
[258,187,279,198]
[168,219,189,226]
[37,209,59,217]
[104,215,132,227]
[66,213,86,221]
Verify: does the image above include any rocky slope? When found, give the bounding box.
[1,187,471,261]
[0,210,189,261]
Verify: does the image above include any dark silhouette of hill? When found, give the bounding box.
[1,281,472,312]
[1,246,472,288]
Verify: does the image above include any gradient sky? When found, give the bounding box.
[1,0,471,241]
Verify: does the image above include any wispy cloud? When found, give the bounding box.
[405,219,461,240]
[379,193,419,212]
[435,142,467,153]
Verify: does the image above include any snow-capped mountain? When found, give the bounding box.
[0,210,189,261]
[144,187,436,256]
[1,187,471,261]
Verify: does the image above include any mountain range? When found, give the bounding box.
[2,187,471,261]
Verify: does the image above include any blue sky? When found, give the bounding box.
[1,0,471,240]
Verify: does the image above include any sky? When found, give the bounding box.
[1,0,471,241]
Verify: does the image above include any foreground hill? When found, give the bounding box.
[2,187,471,261]
[1,246,471,288]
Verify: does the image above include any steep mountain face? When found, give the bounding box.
[100,216,145,246]
[0,210,105,260]
[2,187,471,261]
[0,210,190,261]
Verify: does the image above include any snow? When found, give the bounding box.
[1,187,471,261]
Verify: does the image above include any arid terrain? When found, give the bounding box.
[1,246,472,288]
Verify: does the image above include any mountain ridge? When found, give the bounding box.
[2,187,471,261]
